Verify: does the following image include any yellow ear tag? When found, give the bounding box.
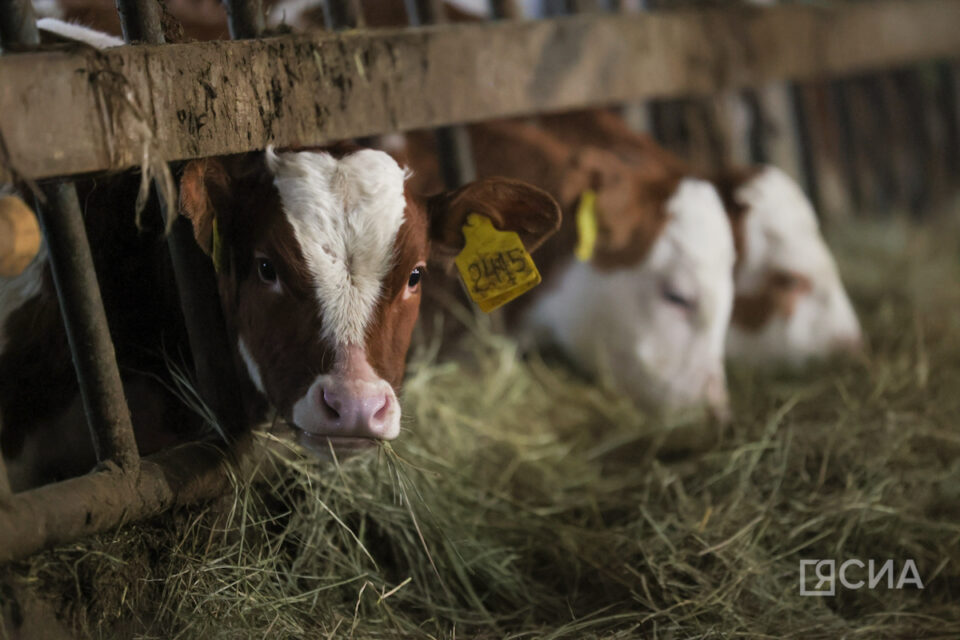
[454,213,542,313]
[211,217,224,274]
[574,189,598,262]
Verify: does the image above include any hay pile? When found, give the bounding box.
[6,217,960,638]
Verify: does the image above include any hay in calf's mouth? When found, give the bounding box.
[5,217,960,638]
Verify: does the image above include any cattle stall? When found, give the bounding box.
[1,0,959,636]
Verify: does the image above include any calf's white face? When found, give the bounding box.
[180,147,560,453]
[724,167,862,366]
[524,178,735,417]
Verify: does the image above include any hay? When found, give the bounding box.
[5,216,960,639]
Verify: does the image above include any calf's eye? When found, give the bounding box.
[661,283,695,311]
[258,257,278,284]
[408,266,423,289]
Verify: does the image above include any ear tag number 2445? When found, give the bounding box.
[455,214,542,313]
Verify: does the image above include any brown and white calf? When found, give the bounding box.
[402,120,735,417]
[539,109,863,367]
[1,146,559,490]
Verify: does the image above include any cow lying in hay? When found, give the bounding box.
[538,109,864,367]
[401,121,737,419]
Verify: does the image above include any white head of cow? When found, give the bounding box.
[721,166,862,366]
[523,166,735,418]
[179,146,560,453]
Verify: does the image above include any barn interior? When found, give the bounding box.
[1,0,959,637]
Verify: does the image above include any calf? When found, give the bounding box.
[403,120,735,417]
[2,148,559,489]
[540,109,863,367]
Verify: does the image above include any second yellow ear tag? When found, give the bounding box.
[574,189,598,262]
[455,214,542,313]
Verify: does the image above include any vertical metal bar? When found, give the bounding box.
[0,0,39,48]
[324,0,365,29]
[831,79,862,213]
[489,0,520,20]
[1,0,140,472]
[935,62,960,192]
[790,83,821,216]
[114,0,246,438]
[406,0,476,188]
[223,0,265,39]
[114,0,165,43]
[34,183,140,472]
[0,427,11,497]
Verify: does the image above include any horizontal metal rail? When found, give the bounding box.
[0,434,265,563]
[1,0,959,182]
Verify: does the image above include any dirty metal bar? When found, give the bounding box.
[791,83,821,213]
[115,0,166,43]
[224,0,265,39]
[489,0,520,20]
[113,0,246,439]
[0,434,266,564]
[406,0,477,188]
[34,183,140,472]
[0,0,39,48]
[325,0,365,29]
[0,445,11,498]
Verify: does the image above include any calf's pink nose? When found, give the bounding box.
[317,385,393,438]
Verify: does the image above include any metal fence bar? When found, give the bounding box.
[0,445,11,499]
[34,183,140,471]
[113,0,246,440]
[224,0,265,39]
[0,0,39,48]
[325,0,365,29]
[406,0,477,188]
[489,0,521,20]
[115,0,165,43]
[0,0,140,473]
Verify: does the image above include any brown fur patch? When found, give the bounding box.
[731,269,813,331]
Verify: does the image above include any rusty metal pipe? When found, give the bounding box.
[34,182,141,472]
[406,0,477,188]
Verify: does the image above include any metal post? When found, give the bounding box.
[489,0,520,20]
[324,0,365,29]
[114,0,165,43]
[223,0,265,39]
[790,84,821,216]
[114,0,246,438]
[0,441,11,498]
[0,0,140,473]
[0,0,39,48]
[406,0,477,188]
[34,183,140,472]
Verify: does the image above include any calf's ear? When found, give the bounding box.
[425,177,561,266]
[179,158,230,256]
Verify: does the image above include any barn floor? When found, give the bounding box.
[3,214,960,639]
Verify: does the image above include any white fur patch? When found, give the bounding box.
[238,337,265,394]
[727,166,861,364]
[0,242,47,355]
[266,148,407,347]
[36,18,125,49]
[522,178,735,413]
